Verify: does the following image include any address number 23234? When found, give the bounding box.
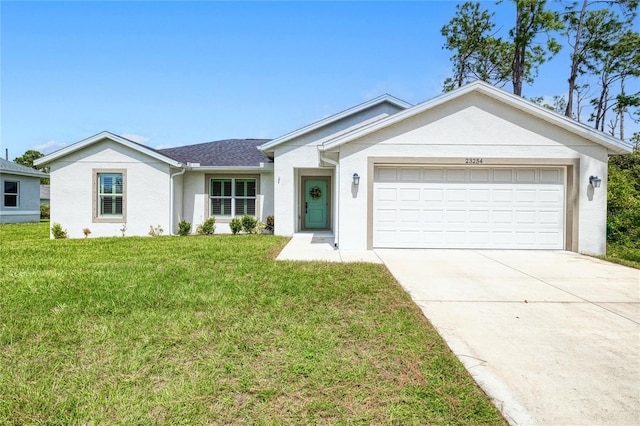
[465,158,483,165]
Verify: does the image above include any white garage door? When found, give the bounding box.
[373,166,565,249]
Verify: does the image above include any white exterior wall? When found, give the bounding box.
[332,94,610,255]
[272,102,402,236]
[274,145,328,235]
[49,141,172,238]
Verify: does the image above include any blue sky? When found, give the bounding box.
[1,1,638,158]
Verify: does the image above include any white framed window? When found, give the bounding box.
[210,178,256,217]
[3,181,18,207]
[93,169,126,223]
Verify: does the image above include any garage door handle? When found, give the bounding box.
[305,202,308,213]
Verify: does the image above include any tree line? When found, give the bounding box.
[441,0,639,142]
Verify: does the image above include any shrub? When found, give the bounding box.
[265,215,274,233]
[148,225,164,237]
[256,221,266,234]
[51,223,67,239]
[197,217,216,235]
[241,215,258,234]
[229,217,242,234]
[177,220,191,236]
[82,228,91,238]
[608,149,640,246]
[40,204,50,220]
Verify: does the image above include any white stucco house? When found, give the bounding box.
[0,158,48,224]
[35,81,632,255]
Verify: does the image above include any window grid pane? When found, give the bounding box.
[4,195,17,207]
[4,181,18,194]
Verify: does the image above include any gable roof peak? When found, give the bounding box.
[320,80,632,154]
[259,93,412,152]
[34,131,183,167]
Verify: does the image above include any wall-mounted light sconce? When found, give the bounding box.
[589,176,602,188]
[352,173,360,186]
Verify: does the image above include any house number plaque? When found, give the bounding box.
[465,158,483,165]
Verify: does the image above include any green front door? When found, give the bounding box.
[304,178,328,229]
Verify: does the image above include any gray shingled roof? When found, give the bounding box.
[0,158,48,177]
[158,139,272,167]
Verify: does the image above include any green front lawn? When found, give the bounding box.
[0,222,504,424]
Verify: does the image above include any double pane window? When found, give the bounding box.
[210,178,256,217]
[99,173,123,216]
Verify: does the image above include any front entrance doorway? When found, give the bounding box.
[302,177,330,230]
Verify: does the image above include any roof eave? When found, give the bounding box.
[34,131,184,167]
[1,169,48,178]
[259,94,412,152]
[188,163,274,172]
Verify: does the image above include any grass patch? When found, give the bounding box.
[605,242,640,269]
[0,222,505,424]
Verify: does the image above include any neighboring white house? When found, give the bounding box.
[0,158,48,224]
[35,81,632,255]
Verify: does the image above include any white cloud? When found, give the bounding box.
[121,133,150,144]
[31,140,66,154]
[153,143,179,150]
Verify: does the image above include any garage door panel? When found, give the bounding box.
[494,169,513,182]
[539,210,562,225]
[539,189,562,203]
[493,189,514,202]
[469,210,490,223]
[515,190,537,203]
[470,169,490,182]
[399,229,421,243]
[399,188,420,201]
[447,169,467,181]
[445,230,466,244]
[540,169,561,183]
[373,166,565,249]
[516,169,536,182]
[445,210,466,223]
[422,210,443,223]
[376,209,397,223]
[398,209,420,223]
[446,189,467,202]
[376,187,397,201]
[423,168,445,181]
[469,189,491,202]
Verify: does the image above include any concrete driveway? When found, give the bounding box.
[375,249,640,426]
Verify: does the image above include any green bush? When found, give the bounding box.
[40,204,50,220]
[229,217,242,234]
[265,215,274,233]
[177,220,191,236]
[51,223,67,239]
[241,215,258,234]
[197,217,216,235]
[607,149,640,246]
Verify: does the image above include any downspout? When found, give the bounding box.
[318,148,339,248]
[169,167,187,235]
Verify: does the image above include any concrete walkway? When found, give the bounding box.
[277,235,640,425]
[276,232,383,263]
